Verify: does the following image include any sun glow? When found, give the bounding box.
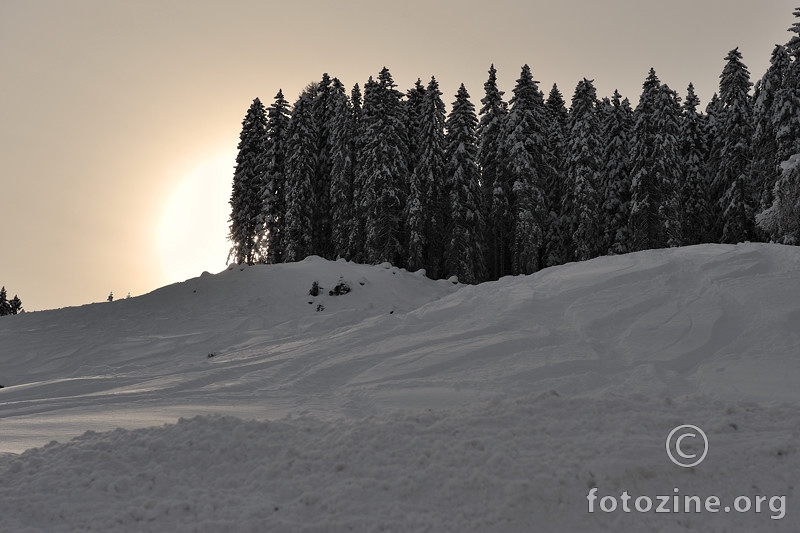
[156,151,234,284]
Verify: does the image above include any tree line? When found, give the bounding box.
[229,8,800,284]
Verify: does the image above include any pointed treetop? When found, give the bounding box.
[484,64,503,97]
[644,68,660,88]
[684,82,700,113]
[787,7,800,57]
[570,78,598,115]
[480,64,506,114]
[378,67,396,89]
[547,83,566,109]
[509,64,543,110]
[719,47,752,106]
[351,83,362,107]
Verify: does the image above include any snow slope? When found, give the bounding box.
[1,244,799,531]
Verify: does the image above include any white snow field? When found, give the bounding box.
[1,243,799,532]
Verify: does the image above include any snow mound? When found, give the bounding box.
[2,244,800,451]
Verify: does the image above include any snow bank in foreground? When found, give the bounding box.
[1,393,796,532]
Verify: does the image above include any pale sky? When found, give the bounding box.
[1,0,797,311]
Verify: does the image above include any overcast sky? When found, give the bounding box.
[1,0,798,311]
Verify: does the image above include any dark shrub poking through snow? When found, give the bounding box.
[309,281,320,297]
[329,277,351,296]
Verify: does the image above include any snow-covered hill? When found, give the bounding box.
[1,244,799,532]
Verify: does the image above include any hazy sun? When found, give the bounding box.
[156,150,234,284]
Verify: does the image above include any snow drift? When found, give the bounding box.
[1,244,799,531]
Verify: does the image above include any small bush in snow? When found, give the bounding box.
[309,281,320,297]
[329,277,351,296]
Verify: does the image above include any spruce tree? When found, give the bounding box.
[752,45,789,212]
[629,69,680,250]
[716,48,756,243]
[443,84,486,284]
[757,154,800,243]
[406,77,446,276]
[679,83,710,245]
[358,68,409,266]
[311,73,335,259]
[563,79,603,261]
[600,90,634,254]
[9,295,22,315]
[502,65,552,275]
[329,79,356,260]
[282,92,317,262]
[0,287,9,316]
[774,8,800,166]
[261,90,291,264]
[478,65,509,279]
[404,79,427,180]
[654,83,684,247]
[350,79,373,264]
[544,83,570,266]
[704,93,725,241]
[229,97,269,265]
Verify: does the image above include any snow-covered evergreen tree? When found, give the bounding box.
[563,79,602,261]
[655,84,683,247]
[404,79,427,181]
[774,9,800,166]
[405,77,446,276]
[544,83,570,266]
[757,154,800,243]
[478,65,509,279]
[716,48,756,244]
[443,84,486,284]
[752,45,790,213]
[311,73,335,259]
[229,97,269,265]
[502,65,552,275]
[703,93,725,241]
[349,76,378,263]
[9,294,22,315]
[599,90,633,254]
[328,79,356,260]
[282,92,317,262]
[678,83,710,245]
[357,68,409,266]
[628,69,681,251]
[261,90,291,264]
[0,287,9,316]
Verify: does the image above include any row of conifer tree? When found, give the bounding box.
[228,8,800,284]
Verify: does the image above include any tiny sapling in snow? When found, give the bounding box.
[309,280,321,297]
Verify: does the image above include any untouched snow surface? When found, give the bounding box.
[1,244,799,531]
